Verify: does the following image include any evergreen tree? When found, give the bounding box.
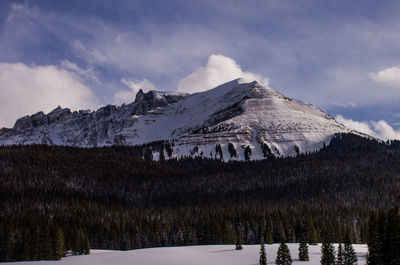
[265,229,274,244]
[4,138,400,261]
[215,144,223,160]
[275,242,292,265]
[72,229,82,255]
[83,234,90,255]
[37,225,51,259]
[152,232,160,248]
[22,229,31,261]
[309,225,318,245]
[72,228,90,255]
[367,212,378,265]
[375,212,386,264]
[298,239,309,261]
[51,226,65,260]
[343,233,357,265]
[244,146,251,161]
[336,243,344,265]
[133,231,142,249]
[235,234,243,250]
[320,241,335,265]
[259,236,267,265]
[384,207,400,265]
[31,226,40,260]
[0,227,8,261]
[222,222,235,244]
[228,142,237,158]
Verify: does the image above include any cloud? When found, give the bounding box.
[113,78,156,104]
[72,40,109,64]
[178,54,269,94]
[370,66,400,88]
[5,2,38,24]
[330,102,357,108]
[336,115,400,140]
[60,60,99,83]
[0,62,99,128]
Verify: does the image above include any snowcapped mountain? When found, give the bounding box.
[0,79,356,160]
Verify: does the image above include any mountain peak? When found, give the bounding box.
[135,89,145,102]
[0,79,354,160]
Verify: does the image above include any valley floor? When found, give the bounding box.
[4,244,367,265]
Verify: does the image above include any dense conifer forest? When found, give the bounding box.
[1,133,400,261]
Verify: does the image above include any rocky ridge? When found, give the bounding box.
[0,79,356,160]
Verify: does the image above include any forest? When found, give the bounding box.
[1,133,400,261]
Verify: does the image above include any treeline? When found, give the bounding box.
[0,216,89,262]
[0,133,400,261]
[367,207,400,265]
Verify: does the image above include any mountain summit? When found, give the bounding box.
[0,79,354,160]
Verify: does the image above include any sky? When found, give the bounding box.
[1,0,400,140]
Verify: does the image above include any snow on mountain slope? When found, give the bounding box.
[1,244,367,265]
[0,79,355,160]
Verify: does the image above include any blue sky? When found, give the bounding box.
[1,0,400,139]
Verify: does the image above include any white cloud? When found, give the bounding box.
[178,54,269,94]
[336,115,400,140]
[0,62,99,128]
[72,40,109,64]
[115,33,130,43]
[331,102,357,108]
[113,78,156,104]
[60,60,99,83]
[370,66,400,88]
[5,2,38,24]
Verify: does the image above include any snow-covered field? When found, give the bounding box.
[5,244,367,265]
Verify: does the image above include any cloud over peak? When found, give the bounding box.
[0,62,99,128]
[113,78,156,104]
[336,115,400,141]
[178,54,269,94]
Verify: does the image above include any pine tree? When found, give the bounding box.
[309,225,318,245]
[222,222,235,244]
[336,243,344,265]
[320,241,335,265]
[38,224,51,259]
[275,242,292,265]
[266,229,274,244]
[384,207,400,265]
[31,226,40,260]
[343,233,357,265]
[51,226,65,260]
[235,234,243,250]
[244,146,251,161]
[367,212,378,265]
[0,226,8,261]
[298,240,309,261]
[228,142,237,158]
[375,212,386,264]
[22,228,31,261]
[72,228,82,255]
[259,236,267,265]
[133,230,142,249]
[152,232,160,248]
[82,234,90,255]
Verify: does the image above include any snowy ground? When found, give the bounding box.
[5,244,367,265]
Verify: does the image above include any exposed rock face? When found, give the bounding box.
[0,79,357,160]
[0,90,188,146]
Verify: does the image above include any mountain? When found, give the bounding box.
[0,79,356,160]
